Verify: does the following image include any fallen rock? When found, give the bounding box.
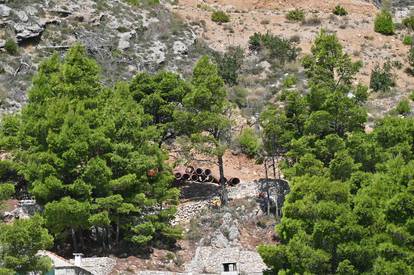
[118,31,134,50]
[15,10,28,22]
[211,229,229,248]
[14,22,44,42]
[228,224,240,241]
[222,212,232,225]
[0,4,11,17]
[25,6,38,16]
[173,40,188,55]
[148,40,166,64]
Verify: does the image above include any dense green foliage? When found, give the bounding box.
[333,5,348,16]
[258,30,414,274]
[129,71,191,145]
[248,32,299,64]
[286,9,305,22]
[237,128,261,158]
[174,56,232,204]
[0,45,180,253]
[213,46,244,86]
[0,215,53,274]
[211,10,230,23]
[374,10,395,35]
[369,61,395,93]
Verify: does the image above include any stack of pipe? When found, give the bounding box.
[173,166,240,186]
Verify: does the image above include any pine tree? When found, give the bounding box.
[174,56,232,205]
[0,44,181,253]
[0,215,53,273]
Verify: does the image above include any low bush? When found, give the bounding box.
[238,128,261,158]
[395,99,411,115]
[248,32,299,64]
[392,60,403,69]
[409,46,414,74]
[286,9,305,22]
[403,35,413,46]
[125,0,159,6]
[302,15,321,26]
[4,39,18,55]
[283,74,298,88]
[333,5,348,16]
[402,16,414,30]
[229,86,248,108]
[374,10,395,35]
[211,10,230,23]
[248,33,262,51]
[370,61,395,92]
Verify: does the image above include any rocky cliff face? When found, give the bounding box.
[0,0,207,116]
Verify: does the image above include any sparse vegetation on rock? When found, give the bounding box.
[394,99,411,115]
[409,46,414,74]
[402,16,414,30]
[125,0,160,6]
[4,39,18,55]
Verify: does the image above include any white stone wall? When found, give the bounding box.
[186,246,266,274]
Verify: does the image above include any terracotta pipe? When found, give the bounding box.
[203,169,212,177]
[182,173,190,180]
[174,172,182,180]
[185,166,194,174]
[190,173,198,181]
[195,168,204,175]
[228,178,240,186]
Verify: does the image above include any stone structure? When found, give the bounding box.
[186,246,266,274]
[40,251,115,275]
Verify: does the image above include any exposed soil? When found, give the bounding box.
[169,0,414,117]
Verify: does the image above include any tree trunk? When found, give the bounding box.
[218,155,228,205]
[264,158,270,215]
[71,228,78,252]
[100,226,106,252]
[275,192,279,221]
[79,229,85,250]
[106,226,111,250]
[272,156,276,179]
[116,217,120,246]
